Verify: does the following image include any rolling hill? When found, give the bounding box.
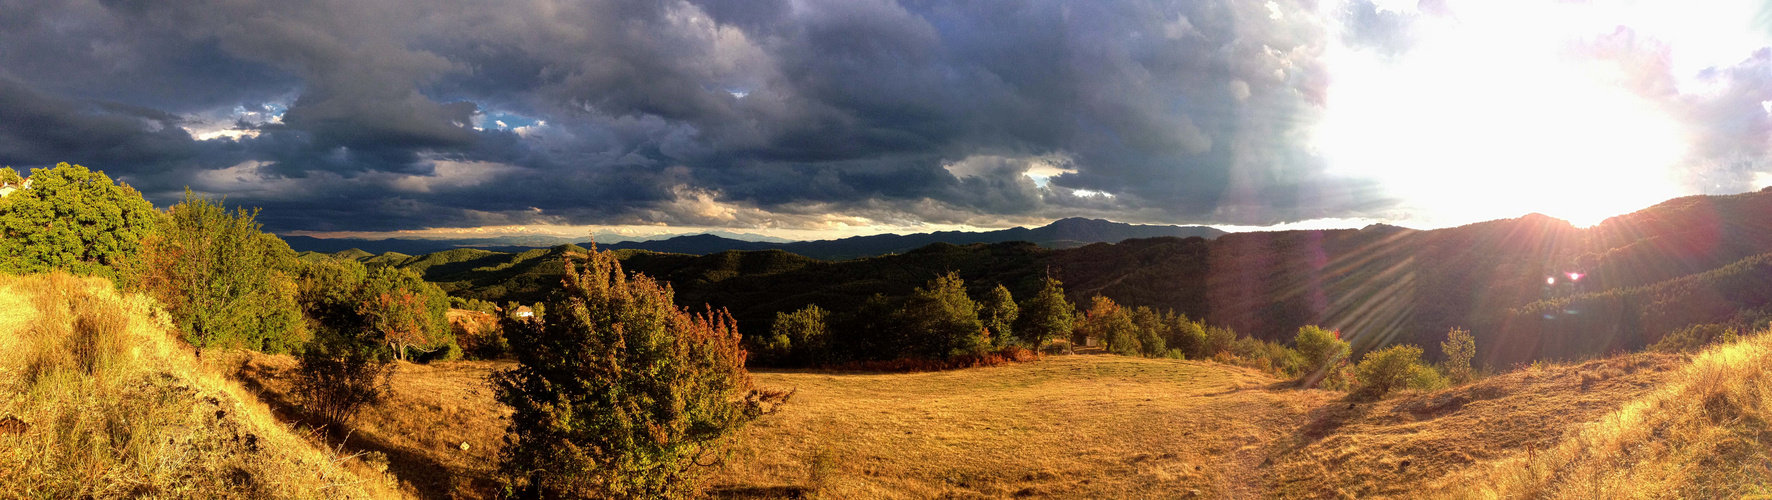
[321,188,1772,368]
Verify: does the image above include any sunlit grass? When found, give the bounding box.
[0,272,404,499]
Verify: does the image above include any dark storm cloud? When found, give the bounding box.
[0,0,1376,232]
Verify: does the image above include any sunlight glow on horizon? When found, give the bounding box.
[1314,0,1768,228]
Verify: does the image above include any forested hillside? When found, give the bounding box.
[345,188,1772,368]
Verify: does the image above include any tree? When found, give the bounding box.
[1014,276,1075,347]
[357,266,450,361]
[128,190,305,353]
[1169,315,1208,359]
[493,248,760,498]
[766,304,833,366]
[1202,325,1237,358]
[895,272,988,358]
[0,163,158,279]
[1441,327,1476,384]
[1132,306,1168,357]
[1081,296,1140,356]
[293,326,394,423]
[979,284,1018,347]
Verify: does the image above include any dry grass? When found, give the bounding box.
[0,272,404,499]
[1268,351,1685,498]
[1433,333,1772,499]
[709,355,1337,499]
[238,353,515,499]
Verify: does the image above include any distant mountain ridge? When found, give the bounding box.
[284,218,1227,260]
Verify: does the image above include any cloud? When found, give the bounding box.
[2,0,1408,232]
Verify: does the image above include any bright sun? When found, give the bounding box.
[1312,0,1767,228]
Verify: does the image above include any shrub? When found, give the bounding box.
[1014,276,1075,348]
[765,304,833,366]
[1650,323,1740,354]
[1408,363,1450,392]
[128,190,306,354]
[1295,326,1349,372]
[1355,344,1426,399]
[1080,296,1140,356]
[493,248,762,499]
[292,328,394,424]
[1441,327,1476,384]
[1232,337,1306,377]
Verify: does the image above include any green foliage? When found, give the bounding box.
[1407,363,1451,392]
[1013,276,1075,348]
[1295,325,1350,379]
[1355,344,1426,400]
[357,266,451,361]
[0,163,159,279]
[493,248,759,498]
[1202,325,1237,359]
[1231,337,1305,377]
[1079,296,1141,356]
[297,257,369,327]
[895,272,988,358]
[1132,306,1168,357]
[1650,323,1741,353]
[979,284,1018,347]
[762,304,833,366]
[129,190,305,353]
[1441,327,1477,384]
[450,296,499,313]
[1170,318,1208,359]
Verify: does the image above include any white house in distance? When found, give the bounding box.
[0,178,29,198]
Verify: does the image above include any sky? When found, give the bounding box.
[3,0,1772,240]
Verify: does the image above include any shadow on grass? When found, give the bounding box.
[233,362,498,500]
[705,484,813,499]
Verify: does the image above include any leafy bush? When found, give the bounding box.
[1408,363,1450,392]
[1354,344,1426,399]
[1441,327,1476,384]
[979,284,1018,347]
[1295,326,1349,372]
[1132,306,1168,357]
[493,248,762,499]
[1013,276,1075,348]
[293,328,394,424]
[129,191,306,354]
[0,163,159,279]
[758,304,833,366]
[1650,323,1740,353]
[1232,337,1306,377]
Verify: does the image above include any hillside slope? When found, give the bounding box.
[0,273,401,499]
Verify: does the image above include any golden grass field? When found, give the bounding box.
[6,273,1771,499]
[0,273,401,499]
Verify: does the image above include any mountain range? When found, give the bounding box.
[284,218,1225,260]
[307,188,1772,368]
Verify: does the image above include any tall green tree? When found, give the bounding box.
[1013,276,1075,348]
[1441,327,1476,384]
[979,284,1018,347]
[1131,306,1168,357]
[0,163,158,279]
[895,272,988,358]
[129,190,305,353]
[1081,296,1140,356]
[762,304,833,366]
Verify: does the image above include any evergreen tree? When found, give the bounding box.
[979,284,1018,347]
[0,163,158,279]
[493,248,759,498]
[895,272,988,358]
[1013,276,1075,348]
[1441,327,1476,384]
